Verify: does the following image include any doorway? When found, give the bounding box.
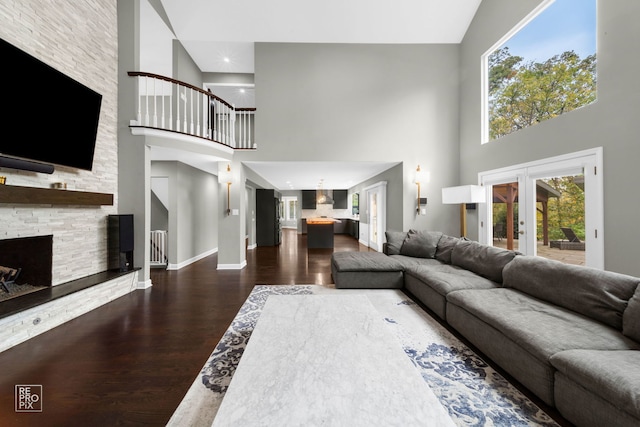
[364,182,387,252]
[479,148,603,269]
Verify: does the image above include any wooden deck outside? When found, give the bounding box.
[493,239,585,266]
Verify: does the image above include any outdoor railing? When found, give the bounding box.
[127,71,256,149]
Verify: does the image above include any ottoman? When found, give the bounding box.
[331,251,404,289]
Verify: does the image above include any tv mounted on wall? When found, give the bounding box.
[0,38,102,172]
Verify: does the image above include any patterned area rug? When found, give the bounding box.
[168,285,559,426]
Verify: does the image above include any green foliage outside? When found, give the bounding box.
[492,176,585,243]
[488,47,597,140]
[537,176,585,241]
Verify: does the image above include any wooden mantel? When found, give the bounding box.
[0,184,113,206]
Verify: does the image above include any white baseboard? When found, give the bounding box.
[167,248,217,270]
[217,259,247,270]
[137,279,153,289]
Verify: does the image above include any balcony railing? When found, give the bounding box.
[127,71,256,149]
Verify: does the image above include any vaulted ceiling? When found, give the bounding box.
[143,0,483,190]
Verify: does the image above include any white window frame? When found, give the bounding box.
[478,147,603,269]
[481,0,555,144]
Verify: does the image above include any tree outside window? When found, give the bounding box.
[485,0,596,142]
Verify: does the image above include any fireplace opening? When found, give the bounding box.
[0,235,52,302]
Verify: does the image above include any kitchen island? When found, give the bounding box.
[306,218,341,249]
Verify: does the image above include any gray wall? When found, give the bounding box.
[349,163,404,233]
[459,0,640,275]
[151,161,218,267]
[172,39,203,87]
[237,42,461,236]
[150,191,169,231]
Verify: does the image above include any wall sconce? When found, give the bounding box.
[441,185,486,237]
[414,165,430,215]
[218,163,233,216]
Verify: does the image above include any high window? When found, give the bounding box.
[482,0,597,143]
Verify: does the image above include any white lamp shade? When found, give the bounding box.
[415,169,430,184]
[442,185,486,204]
[218,165,233,184]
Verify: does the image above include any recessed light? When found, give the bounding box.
[223,57,230,63]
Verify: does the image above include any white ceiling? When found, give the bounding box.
[143,0,482,191]
[158,0,482,73]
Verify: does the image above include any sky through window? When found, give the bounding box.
[503,0,596,63]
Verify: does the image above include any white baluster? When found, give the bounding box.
[207,96,212,139]
[145,76,150,126]
[153,78,158,127]
[243,111,247,148]
[175,85,180,131]
[218,101,223,142]
[231,105,236,148]
[221,103,225,144]
[136,76,142,125]
[182,87,187,133]
[168,81,172,130]
[196,90,201,136]
[188,88,192,134]
[161,79,166,129]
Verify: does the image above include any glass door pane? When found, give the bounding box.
[535,175,585,266]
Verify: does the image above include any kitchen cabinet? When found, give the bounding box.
[333,219,348,234]
[301,190,316,209]
[333,190,348,209]
[256,189,281,246]
[348,219,359,239]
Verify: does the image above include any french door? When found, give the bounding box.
[478,148,603,269]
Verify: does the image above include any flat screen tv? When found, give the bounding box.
[1,38,102,171]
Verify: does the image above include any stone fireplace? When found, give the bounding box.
[0,235,53,300]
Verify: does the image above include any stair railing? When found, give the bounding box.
[128,71,256,149]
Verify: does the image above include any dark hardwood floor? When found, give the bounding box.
[0,230,370,426]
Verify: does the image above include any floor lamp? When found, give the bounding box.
[441,185,486,237]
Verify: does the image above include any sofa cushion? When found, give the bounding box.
[450,240,517,283]
[331,251,403,272]
[447,288,640,361]
[623,284,640,342]
[434,234,459,264]
[399,229,442,258]
[550,349,640,421]
[384,231,407,255]
[388,255,442,269]
[406,265,499,297]
[503,256,640,330]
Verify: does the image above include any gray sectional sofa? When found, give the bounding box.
[330,230,640,427]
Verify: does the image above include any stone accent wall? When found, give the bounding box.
[0,271,137,353]
[0,0,118,285]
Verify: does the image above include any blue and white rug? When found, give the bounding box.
[168,285,559,426]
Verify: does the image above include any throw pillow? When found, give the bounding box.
[623,285,640,341]
[384,231,407,255]
[434,235,460,264]
[399,229,442,258]
[451,240,518,283]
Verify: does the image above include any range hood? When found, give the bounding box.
[317,189,334,205]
